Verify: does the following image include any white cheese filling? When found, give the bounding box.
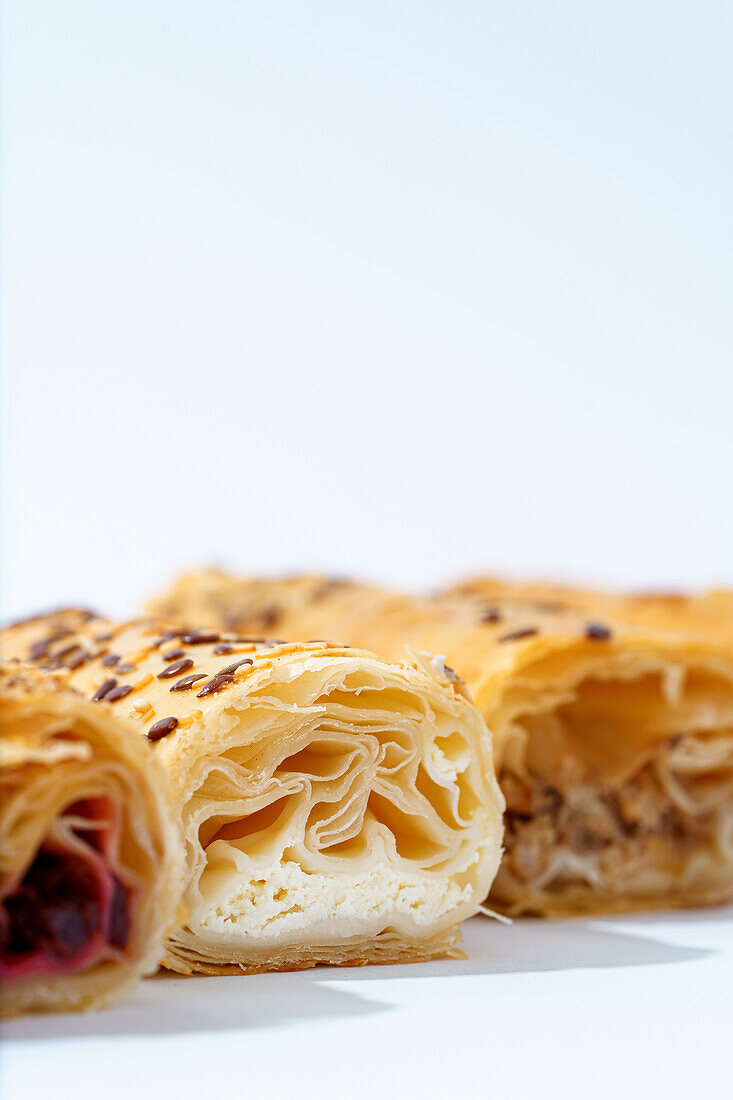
[195,852,471,944]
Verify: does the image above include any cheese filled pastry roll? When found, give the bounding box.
[149,571,733,916]
[1,613,503,973]
[0,659,181,1018]
[450,576,733,649]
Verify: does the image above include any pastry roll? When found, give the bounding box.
[0,612,503,973]
[149,571,733,916]
[451,576,733,649]
[0,658,181,1018]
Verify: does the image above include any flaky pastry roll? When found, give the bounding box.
[149,571,733,916]
[0,658,181,1018]
[1,612,503,973]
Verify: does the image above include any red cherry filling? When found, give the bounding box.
[107,876,131,950]
[0,803,132,981]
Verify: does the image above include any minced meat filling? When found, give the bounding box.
[502,754,701,887]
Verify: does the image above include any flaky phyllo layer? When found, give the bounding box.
[154,648,500,972]
[0,616,503,973]
[490,650,733,915]
[0,663,180,1017]
[164,651,499,971]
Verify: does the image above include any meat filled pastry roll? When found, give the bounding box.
[450,576,733,649]
[149,571,733,916]
[0,658,181,1018]
[1,613,503,973]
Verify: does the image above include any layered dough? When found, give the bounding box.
[0,613,503,973]
[0,659,181,1017]
[149,571,733,916]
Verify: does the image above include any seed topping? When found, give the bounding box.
[157,658,194,679]
[29,636,61,661]
[105,684,134,702]
[153,629,186,648]
[53,644,90,670]
[218,658,253,676]
[196,673,235,698]
[170,674,207,692]
[147,716,179,742]
[92,678,118,702]
[497,627,539,644]
[585,621,612,641]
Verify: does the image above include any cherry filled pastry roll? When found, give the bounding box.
[0,659,182,1018]
[0,613,504,974]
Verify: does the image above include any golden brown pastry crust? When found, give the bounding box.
[146,571,733,917]
[0,659,182,1018]
[450,576,733,649]
[0,612,503,973]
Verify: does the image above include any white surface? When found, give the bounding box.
[2,6,732,1097]
[2,1,732,621]
[2,908,732,1100]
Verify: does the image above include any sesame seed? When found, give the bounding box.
[105,684,134,702]
[497,627,539,644]
[585,622,612,641]
[170,674,207,692]
[218,658,253,676]
[147,716,179,742]
[28,637,56,661]
[153,629,186,648]
[92,678,118,701]
[196,673,235,698]
[66,650,90,670]
[53,644,89,670]
[157,658,194,679]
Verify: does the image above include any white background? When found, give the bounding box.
[3,910,733,1100]
[2,1,732,621]
[1,5,732,1098]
